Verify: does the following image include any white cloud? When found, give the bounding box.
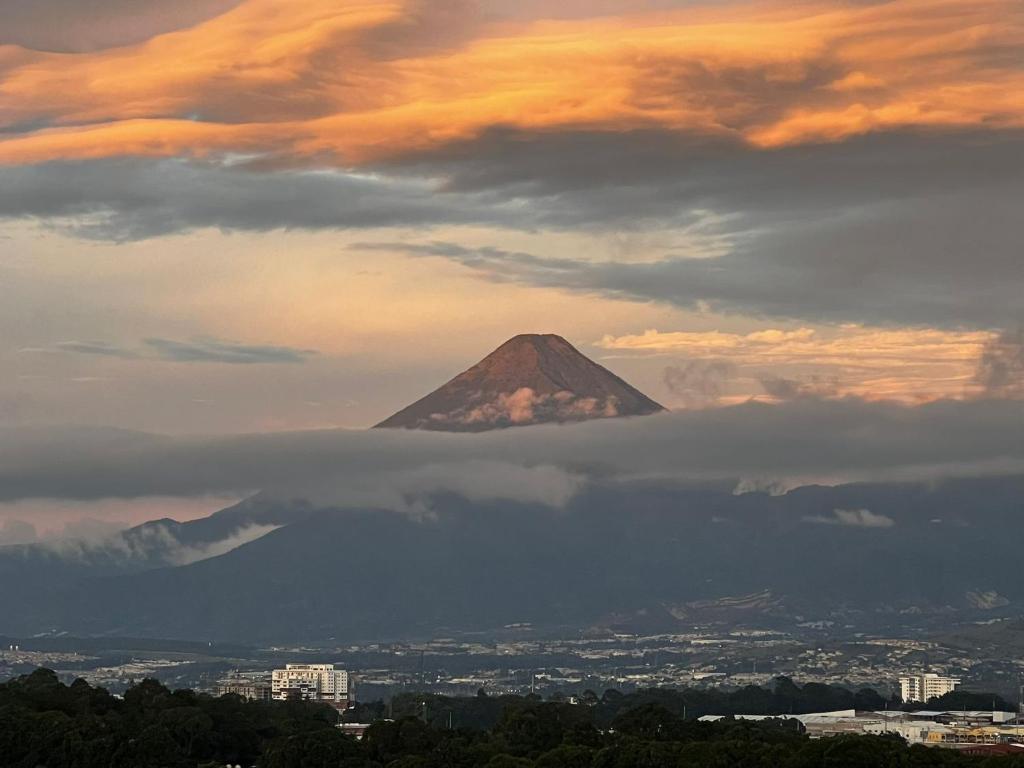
[441,387,619,429]
[168,524,281,565]
[300,460,585,517]
[36,519,280,566]
[804,508,895,529]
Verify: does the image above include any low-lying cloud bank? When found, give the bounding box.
[803,508,895,529]
[0,517,281,568]
[1,398,1022,513]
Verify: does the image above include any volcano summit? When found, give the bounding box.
[375,333,665,431]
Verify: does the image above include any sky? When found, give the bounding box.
[1,0,1022,537]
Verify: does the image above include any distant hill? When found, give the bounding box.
[3,476,1024,642]
[375,333,665,431]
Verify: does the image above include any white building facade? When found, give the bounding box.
[271,664,351,707]
[900,673,961,703]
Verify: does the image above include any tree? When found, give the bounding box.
[124,678,175,713]
[159,706,214,757]
[536,744,594,768]
[496,702,596,757]
[364,717,437,764]
[261,730,370,768]
[108,724,189,768]
[927,690,1013,711]
[610,704,682,741]
[485,756,534,768]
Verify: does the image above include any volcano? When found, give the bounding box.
[374,333,665,431]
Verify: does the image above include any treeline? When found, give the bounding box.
[0,669,338,768]
[354,678,1012,731]
[1,669,1020,768]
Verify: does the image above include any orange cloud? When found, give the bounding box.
[598,326,995,404]
[0,0,1021,166]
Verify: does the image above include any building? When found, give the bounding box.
[337,723,374,740]
[960,744,1024,756]
[215,673,272,702]
[272,664,351,708]
[900,673,961,703]
[700,709,1024,747]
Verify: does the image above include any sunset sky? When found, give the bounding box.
[1,0,1022,535]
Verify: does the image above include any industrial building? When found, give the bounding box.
[700,709,1024,748]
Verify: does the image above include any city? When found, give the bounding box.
[4,616,1023,709]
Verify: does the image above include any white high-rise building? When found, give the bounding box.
[271,664,351,707]
[899,673,960,703]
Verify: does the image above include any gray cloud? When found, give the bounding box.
[976,328,1024,398]
[0,0,241,53]
[0,159,519,241]
[760,375,841,401]
[143,338,317,364]
[1,398,1022,506]
[2,129,1022,329]
[384,128,1024,236]
[663,360,735,408]
[55,340,139,359]
[46,337,316,364]
[378,129,1024,329]
[359,199,1022,328]
[357,0,484,60]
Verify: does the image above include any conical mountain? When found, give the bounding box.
[375,333,665,431]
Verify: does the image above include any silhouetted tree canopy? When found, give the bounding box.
[1,670,1022,767]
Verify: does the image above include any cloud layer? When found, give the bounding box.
[1,0,242,53]
[1,0,1020,165]
[36,336,317,364]
[143,338,316,364]
[2,398,1023,510]
[0,159,516,240]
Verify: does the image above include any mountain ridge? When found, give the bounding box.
[4,475,1024,642]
